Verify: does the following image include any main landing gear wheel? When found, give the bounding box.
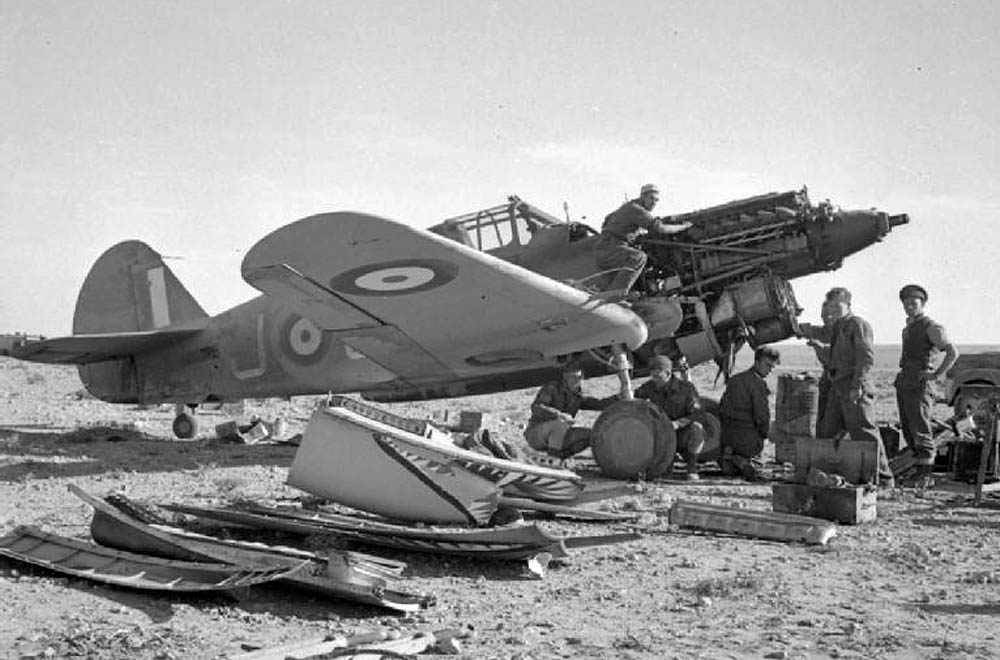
[172,407,199,439]
[591,400,677,479]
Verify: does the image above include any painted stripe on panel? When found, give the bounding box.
[146,267,171,328]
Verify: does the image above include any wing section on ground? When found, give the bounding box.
[242,211,647,381]
[10,327,205,365]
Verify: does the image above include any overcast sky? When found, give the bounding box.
[3,0,998,344]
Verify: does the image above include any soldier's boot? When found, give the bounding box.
[683,430,705,481]
[719,447,739,477]
[906,464,934,490]
[731,455,761,481]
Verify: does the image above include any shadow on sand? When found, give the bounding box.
[910,601,1000,616]
[911,516,1000,531]
[0,426,296,483]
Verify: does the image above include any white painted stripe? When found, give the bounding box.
[146,266,170,328]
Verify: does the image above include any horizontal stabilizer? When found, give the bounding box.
[11,327,205,365]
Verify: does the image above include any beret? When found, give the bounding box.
[899,284,928,302]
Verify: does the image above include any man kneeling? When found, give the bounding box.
[524,360,617,459]
[719,346,780,480]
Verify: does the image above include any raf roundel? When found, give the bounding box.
[329,258,459,297]
[354,266,436,292]
[278,314,328,366]
[288,317,322,356]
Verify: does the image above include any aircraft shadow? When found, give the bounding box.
[911,517,1000,531]
[0,427,296,483]
[910,601,1000,616]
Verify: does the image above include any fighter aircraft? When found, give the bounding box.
[7,187,907,437]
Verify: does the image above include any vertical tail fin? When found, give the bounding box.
[73,241,207,334]
[73,241,208,403]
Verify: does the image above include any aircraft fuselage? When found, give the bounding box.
[79,295,398,404]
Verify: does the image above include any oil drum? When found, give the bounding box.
[772,373,819,464]
[690,410,722,461]
[591,400,676,479]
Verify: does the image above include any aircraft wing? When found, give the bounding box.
[10,328,205,365]
[242,212,647,380]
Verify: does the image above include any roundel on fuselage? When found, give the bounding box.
[278,313,328,365]
[328,259,458,296]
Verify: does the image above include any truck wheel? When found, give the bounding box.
[954,385,1000,429]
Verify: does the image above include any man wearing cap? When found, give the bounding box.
[718,346,781,480]
[635,355,720,481]
[524,360,618,459]
[593,184,692,301]
[798,287,895,486]
[894,284,959,487]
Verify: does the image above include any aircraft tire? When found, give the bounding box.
[172,411,199,439]
[591,399,676,480]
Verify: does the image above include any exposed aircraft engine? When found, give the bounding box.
[637,187,908,297]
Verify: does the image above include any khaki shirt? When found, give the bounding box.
[635,378,701,420]
[601,199,661,243]
[896,313,951,388]
[719,367,771,438]
[801,314,874,393]
[527,379,611,428]
[902,313,948,351]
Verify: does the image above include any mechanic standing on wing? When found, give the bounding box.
[594,184,691,301]
[894,284,959,488]
[524,359,617,459]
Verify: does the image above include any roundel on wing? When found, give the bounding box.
[328,259,459,297]
[279,314,328,365]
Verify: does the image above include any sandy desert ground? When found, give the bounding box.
[2,354,1000,660]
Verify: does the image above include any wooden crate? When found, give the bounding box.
[793,435,879,485]
[772,483,876,525]
[771,428,811,465]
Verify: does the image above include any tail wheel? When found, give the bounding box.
[172,411,199,439]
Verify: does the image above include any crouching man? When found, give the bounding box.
[635,355,718,481]
[719,346,780,480]
[524,360,617,459]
